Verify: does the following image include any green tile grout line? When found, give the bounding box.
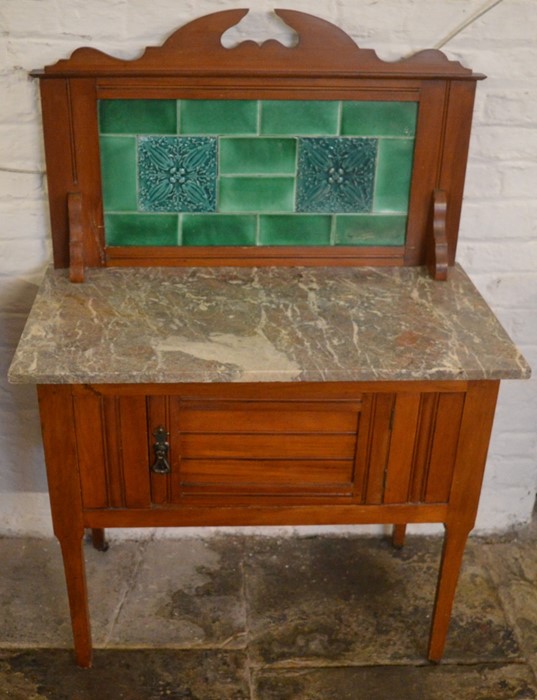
[99,99,416,247]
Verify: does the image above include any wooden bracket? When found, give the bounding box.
[427,189,449,281]
[68,192,85,283]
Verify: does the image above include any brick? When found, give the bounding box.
[463,162,502,199]
[339,0,485,55]
[454,47,537,81]
[458,240,537,273]
[490,431,537,460]
[0,171,45,202]
[470,126,537,162]
[500,163,537,199]
[470,273,537,311]
[483,91,537,126]
[57,0,126,41]
[0,0,62,38]
[460,202,537,242]
[0,239,49,273]
[0,70,40,125]
[447,0,537,49]
[0,205,49,240]
[220,8,303,48]
[0,123,44,171]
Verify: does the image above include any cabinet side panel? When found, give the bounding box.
[102,397,125,507]
[424,392,466,503]
[383,393,421,504]
[118,396,151,508]
[363,394,395,504]
[72,394,108,508]
[409,393,438,502]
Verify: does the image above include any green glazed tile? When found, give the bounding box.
[218,177,295,213]
[341,101,418,137]
[179,100,258,135]
[99,136,137,211]
[374,139,415,213]
[182,214,257,246]
[296,137,377,213]
[105,214,179,246]
[99,100,177,134]
[261,101,339,135]
[138,136,217,213]
[220,138,297,175]
[259,215,332,245]
[335,214,407,246]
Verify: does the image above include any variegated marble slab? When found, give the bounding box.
[8,265,530,384]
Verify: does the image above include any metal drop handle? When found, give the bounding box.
[151,426,171,474]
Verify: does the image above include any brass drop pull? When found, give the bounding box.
[151,426,171,474]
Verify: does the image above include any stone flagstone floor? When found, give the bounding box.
[1,527,537,699]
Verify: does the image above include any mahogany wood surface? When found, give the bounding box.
[427,189,449,281]
[28,10,504,671]
[37,379,499,666]
[37,385,93,668]
[37,10,480,80]
[32,10,483,273]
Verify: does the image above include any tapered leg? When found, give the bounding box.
[37,385,94,668]
[59,532,93,668]
[91,528,109,552]
[392,524,407,549]
[428,522,471,662]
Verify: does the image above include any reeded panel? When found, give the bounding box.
[355,390,467,506]
[73,393,151,509]
[99,99,417,249]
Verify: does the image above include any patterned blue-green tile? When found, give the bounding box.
[335,214,407,246]
[105,214,179,246]
[374,139,415,213]
[261,101,339,135]
[182,214,256,246]
[341,101,418,137]
[138,136,217,213]
[179,100,258,135]
[220,138,297,175]
[99,136,137,211]
[259,215,332,245]
[219,177,295,213]
[296,137,377,213]
[99,99,177,134]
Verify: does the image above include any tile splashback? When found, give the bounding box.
[99,99,417,247]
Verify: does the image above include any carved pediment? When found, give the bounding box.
[38,9,479,80]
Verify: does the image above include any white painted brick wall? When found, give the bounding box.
[1,0,535,536]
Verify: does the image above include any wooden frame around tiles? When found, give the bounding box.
[32,9,483,280]
[25,11,515,670]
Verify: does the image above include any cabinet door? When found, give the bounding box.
[165,396,364,502]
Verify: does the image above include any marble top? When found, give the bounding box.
[8,264,530,385]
